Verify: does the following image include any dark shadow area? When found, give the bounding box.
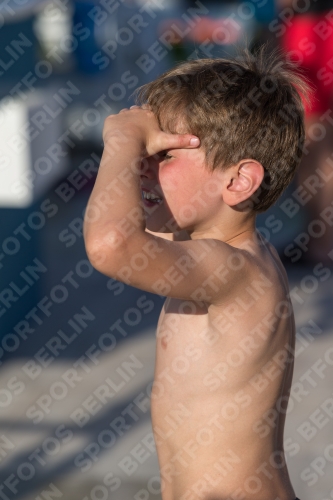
[0,383,152,499]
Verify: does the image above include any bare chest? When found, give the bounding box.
[156,297,209,352]
[153,289,291,391]
[153,297,213,407]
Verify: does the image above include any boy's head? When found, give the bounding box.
[136,47,307,213]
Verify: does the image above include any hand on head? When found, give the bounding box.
[103,105,200,157]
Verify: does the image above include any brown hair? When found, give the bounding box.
[135,47,309,212]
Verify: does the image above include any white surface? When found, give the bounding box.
[0,90,68,207]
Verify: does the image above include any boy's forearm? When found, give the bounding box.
[84,133,145,245]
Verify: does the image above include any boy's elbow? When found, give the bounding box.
[84,229,127,277]
[85,236,106,272]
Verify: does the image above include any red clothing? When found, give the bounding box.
[281,10,333,116]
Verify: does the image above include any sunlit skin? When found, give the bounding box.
[140,147,228,235]
[84,107,297,500]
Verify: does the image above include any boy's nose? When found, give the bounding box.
[139,156,158,179]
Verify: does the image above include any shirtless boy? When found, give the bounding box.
[83,50,306,500]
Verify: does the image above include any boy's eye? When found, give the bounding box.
[159,151,172,160]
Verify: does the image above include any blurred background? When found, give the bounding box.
[0,0,333,498]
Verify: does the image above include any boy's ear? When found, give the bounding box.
[223,160,264,207]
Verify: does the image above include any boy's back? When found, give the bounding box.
[84,49,307,500]
[152,232,296,500]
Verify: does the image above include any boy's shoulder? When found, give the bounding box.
[200,237,291,346]
[205,233,289,309]
[158,235,291,355]
[146,229,288,307]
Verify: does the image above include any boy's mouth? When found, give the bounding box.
[141,189,163,207]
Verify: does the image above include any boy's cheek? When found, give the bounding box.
[159,171,178,192]
[163,179,178,193]
[160,161,189,188]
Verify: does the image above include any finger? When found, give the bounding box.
[119,108,129,113]
[130,105,140,109]
[157,132,200,151]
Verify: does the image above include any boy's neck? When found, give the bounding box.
[188,210,257,248]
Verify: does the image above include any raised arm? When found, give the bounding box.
[83,108,249,303]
